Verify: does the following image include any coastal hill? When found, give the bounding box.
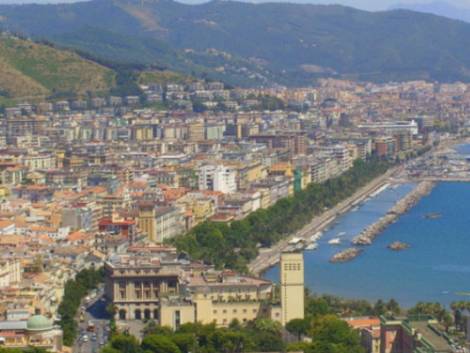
[2,0,470,85]
[391,1,470,23]
[0,34,115,103]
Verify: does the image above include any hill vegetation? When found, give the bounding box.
[3,0,470,85]
[0,34,115,102]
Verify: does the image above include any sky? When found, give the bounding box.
[0,0,468,12]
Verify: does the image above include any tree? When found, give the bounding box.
[210,330,252,353]
[143,321,173,337]
[308,315,364,353]
[141,335,181,353]
[286,318,310,340]
[373,299,386,316]
[107,334,142,353]
[171,333,198,353]
[386,299,401,315]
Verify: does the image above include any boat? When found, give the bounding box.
[328,238,341,245]
[288,237,302,245]
[305,243,318,251]
[351,206,359,212]
[311,232,322,241]
[424,212,442,220]
[337,231,346,236]
[369,183,390,198]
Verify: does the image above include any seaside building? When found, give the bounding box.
[280,251,304,325]
[105,248,306,330]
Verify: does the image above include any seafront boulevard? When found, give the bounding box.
[251,137,467,276]
[249,165,401,275]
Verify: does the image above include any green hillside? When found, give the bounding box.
[0,34,115,102]
[2,0,470,85]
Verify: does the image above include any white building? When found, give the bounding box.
[0,259,21,289]
[198,165,237,194]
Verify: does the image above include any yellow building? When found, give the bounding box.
[105,251,284,330]
[185,270,281,326]
[280,252,304,325]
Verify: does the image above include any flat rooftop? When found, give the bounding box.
[409,321,453,353]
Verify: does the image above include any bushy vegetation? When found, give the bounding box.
[103,320,281,353]
[305,293,401,318]
[172,158,391,272]
[58,267,104,346]
[0,349,49,353]
[0,35,114,100]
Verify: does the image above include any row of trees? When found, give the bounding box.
[0,349,49,353]
[172,158,391,271]
[58,267,104,346]
[103,319,286,353]
[102,315,365,353]
[304,293,401,319]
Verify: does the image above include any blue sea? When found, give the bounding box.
[264,182,470,307]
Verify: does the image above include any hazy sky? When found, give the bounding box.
[0,0,468,12]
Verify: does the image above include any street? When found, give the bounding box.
[73,289,111,353]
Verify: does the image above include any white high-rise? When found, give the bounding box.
[198,165,237,194]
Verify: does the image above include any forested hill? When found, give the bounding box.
[0,34,114,103]
[2,0,470,85]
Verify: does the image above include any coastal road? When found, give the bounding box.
[248,166,400,276]
[248,136,463,276]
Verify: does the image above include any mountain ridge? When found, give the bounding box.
[2,0,470,85]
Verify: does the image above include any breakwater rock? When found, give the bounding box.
[352,181,435,246]
[388,241,410,251]
[330,247,363,263]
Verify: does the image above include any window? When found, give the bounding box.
[175,310,181,329]
[144,309,151,320]
[119,309,126,320]
[135,309,142,320]
[213,310,217,314]
[233,309,237,313]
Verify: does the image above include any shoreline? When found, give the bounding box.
[351,180,435,246]
[249,166,400,276]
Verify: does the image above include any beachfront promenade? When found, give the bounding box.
[249,137,466,276]
[248,166,401,276]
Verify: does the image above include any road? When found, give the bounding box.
[73,288,111,353]
[248,166,400,276]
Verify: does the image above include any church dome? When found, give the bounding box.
[26,315,53,332]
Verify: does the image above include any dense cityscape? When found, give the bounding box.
[3,0,470,351]
[0,76,469,353]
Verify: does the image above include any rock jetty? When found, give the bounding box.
[330,248,363,263]
[388,241,410,251]
[352,181,435,246]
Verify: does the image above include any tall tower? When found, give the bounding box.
[280,251,304,326]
